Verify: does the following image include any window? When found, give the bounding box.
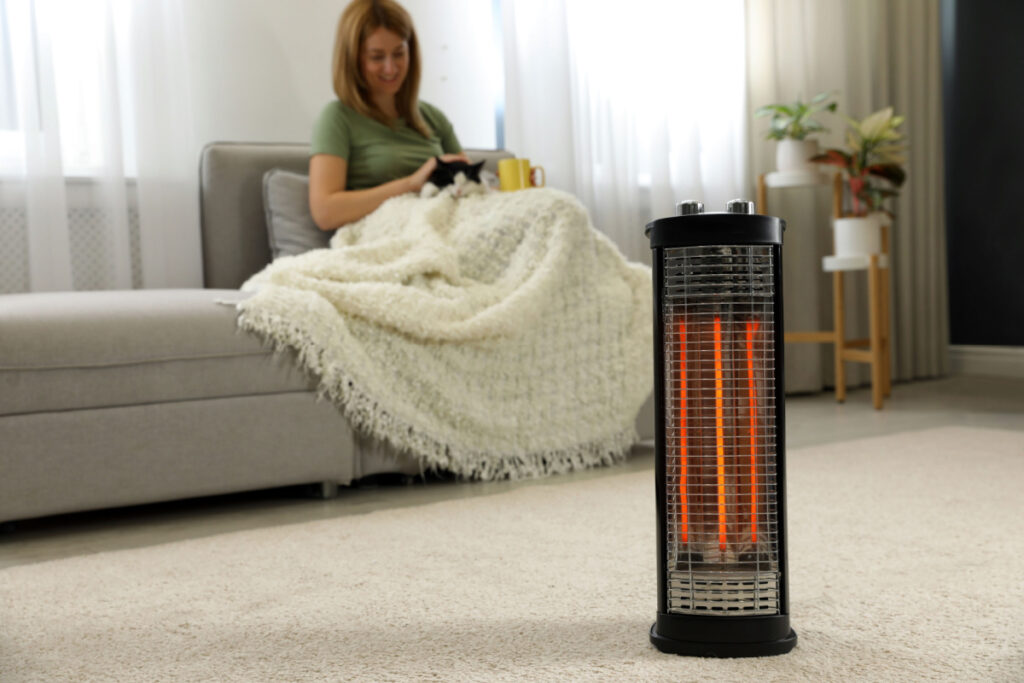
[0,0,16,130]
[0,0,136,177]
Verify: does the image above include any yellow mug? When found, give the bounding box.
[498,158,546,191]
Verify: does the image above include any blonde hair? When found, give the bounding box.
[332,0,430,138]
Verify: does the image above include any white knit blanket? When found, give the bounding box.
[237,187,652,480]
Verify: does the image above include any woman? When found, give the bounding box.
[309,0,469,231]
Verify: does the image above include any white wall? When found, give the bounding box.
[180,0,499,158]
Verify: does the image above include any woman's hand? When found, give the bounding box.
[406,153,472,192]
[407,156,439,192]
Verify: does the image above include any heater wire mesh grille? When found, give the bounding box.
[663,245,780,616]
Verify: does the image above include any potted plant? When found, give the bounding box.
[755,91,838,174]
[811,107,907,256]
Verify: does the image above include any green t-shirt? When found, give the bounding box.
[311,100,462,190]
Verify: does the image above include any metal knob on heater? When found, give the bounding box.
[676,200,704,216]
[726,199,756,214]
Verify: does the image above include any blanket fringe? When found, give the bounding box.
[237,307,638,482]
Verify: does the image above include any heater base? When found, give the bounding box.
[650,623,797,658]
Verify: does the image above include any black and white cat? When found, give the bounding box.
[420,158,488,198]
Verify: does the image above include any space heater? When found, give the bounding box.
[647,199,797,658]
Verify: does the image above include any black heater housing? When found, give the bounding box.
[647,201,796,658]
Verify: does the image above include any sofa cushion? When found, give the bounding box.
[0,289,314,416]
[263,169,331,259]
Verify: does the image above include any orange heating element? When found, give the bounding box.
[745,320,760,544]
[713,317,727,553]
[679,316,765,556]
[677,320,688,544]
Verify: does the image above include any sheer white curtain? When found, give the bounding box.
[0,0,201,293]
[503,0,748,264]
[747,0,949,380]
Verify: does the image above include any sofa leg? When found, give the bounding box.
[318,481,339,499]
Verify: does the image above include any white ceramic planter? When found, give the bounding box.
[834,215,881,257]
[776,139,819,173]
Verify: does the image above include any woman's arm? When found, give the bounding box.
[308,152,469,232]
[308,154,421,231]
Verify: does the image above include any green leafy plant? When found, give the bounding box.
[755,92,838,141]
[811,107,907,216]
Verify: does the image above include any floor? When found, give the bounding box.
[2,374,1021,570]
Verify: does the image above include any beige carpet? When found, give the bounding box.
[2,426,1022,681]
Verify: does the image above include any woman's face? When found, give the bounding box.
[360,27,409,100]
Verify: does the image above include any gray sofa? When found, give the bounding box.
[0,142,654,525]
